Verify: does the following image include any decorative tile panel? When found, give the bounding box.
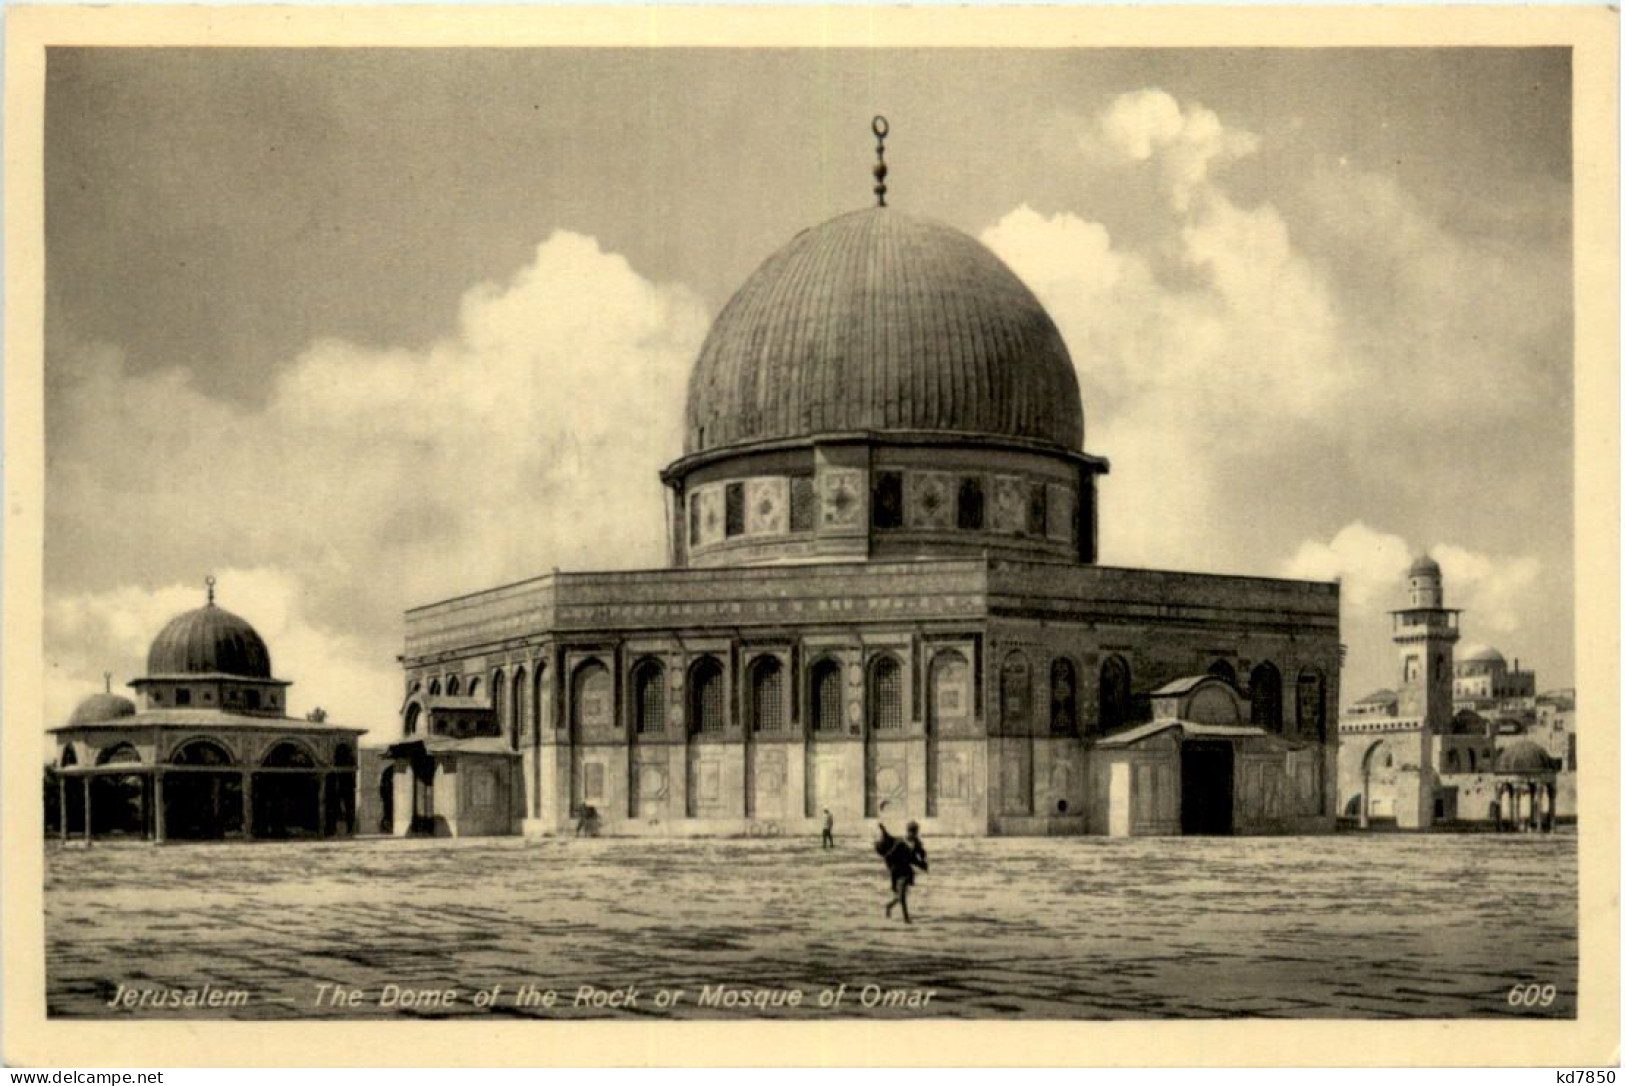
[992,475,1027,534]
[744,477,790,536]
[907,471,955,530]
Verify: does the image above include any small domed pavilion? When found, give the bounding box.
[50,579,366,843]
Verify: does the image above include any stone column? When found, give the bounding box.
[241,772,255,839]
[152,772,165,845]
[82,776,94,846]
[57,775,69,841]
[317,772,329,837]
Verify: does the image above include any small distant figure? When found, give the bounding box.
[875,820,929,923]
[821,808,835,849]
[573,804,600,837]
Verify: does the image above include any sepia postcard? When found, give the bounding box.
[3,3,1618,1069]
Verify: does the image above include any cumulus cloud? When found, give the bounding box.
[46,232,709,735]
[1084,88,1261,210]
[986,88,1569,689]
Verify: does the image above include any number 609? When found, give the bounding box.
[1507,983,1558,1007]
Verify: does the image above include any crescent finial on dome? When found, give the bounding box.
[206,574,216,606]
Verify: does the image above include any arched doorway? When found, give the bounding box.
[166,739,243,840]
[1359,740,1392,828]
[254,741,321,838]
[91,743,146,838]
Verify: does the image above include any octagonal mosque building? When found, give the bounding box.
[386,144,1341,838]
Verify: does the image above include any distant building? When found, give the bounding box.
[377,150,1343,839]
[47,580,365,843]
[1337,557,1571,831]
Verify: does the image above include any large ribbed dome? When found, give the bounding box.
[683,208,1084,457]
[147,604,272,678]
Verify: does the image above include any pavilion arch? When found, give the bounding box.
[687,656,726,735]
[467,677,481,699]
[59,744,79,768]
[632,657,666,735]
[428,678,442,696]
[808,656,843,735]
[332,743,357,768]
[253,742,322,838]
[96,742,143,766]
[1207,659,1237,685]
[167,738,235,766]
[1249,661,1284,733]
[868,653,905,731]
[1098,655,1132,734]
[747,655,785,733]
[261,739,320,768]
[166,738,243,839]
[446,675,461,696]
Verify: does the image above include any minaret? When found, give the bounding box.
[1390,554,1459,829]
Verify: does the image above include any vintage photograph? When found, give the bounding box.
[10,11,1614,1060]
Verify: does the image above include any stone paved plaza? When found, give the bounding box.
[45,832,1576,1020]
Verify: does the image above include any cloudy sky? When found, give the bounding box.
[44,47,1574,736]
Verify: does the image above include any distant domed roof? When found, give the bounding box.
[1496,740,1556,775]
[1356,688,1397,704]
[147,601,272,678]
[1459,644,1507,666]
[682,208,1084,459]
[67,691,136,726]
[1409,555,1441,577]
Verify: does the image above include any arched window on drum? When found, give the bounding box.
[810,659,842,734]
[1050,657,1078,735]
[633,659,665,736]
[869,655,904,731]
[688,657,725,735]
[1098,655,1131,734]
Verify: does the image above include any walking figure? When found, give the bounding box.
[821,808,835,849]
[875,820,928,923]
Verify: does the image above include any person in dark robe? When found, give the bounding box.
[875,820,929,923]
[821,808,836,849]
